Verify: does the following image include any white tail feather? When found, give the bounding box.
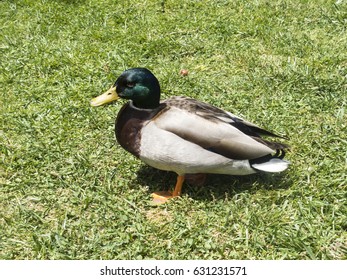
[252,158,290,173]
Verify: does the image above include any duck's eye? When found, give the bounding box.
[127,82,135,88]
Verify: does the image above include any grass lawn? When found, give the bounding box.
[0,0,346,259]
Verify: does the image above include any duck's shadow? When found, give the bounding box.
[133,165,292,201]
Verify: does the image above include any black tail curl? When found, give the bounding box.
[249,149,286,166]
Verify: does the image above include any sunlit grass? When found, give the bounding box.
[0,0,346,259]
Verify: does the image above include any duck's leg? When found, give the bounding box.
[151,175,185,204]
[172,175,185,196]
[185,173,207,186]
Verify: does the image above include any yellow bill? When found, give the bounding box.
[90,86,119,107]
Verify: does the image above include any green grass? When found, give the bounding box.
[1,0,346,260]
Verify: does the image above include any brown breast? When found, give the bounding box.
[115,101,167,158]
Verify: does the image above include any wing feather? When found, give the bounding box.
[154,98,276,160]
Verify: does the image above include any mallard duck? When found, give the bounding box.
[91,68,289,203]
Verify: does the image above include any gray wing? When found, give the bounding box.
[155,97,277,160]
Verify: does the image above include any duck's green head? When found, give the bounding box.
[91,68,161,109]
